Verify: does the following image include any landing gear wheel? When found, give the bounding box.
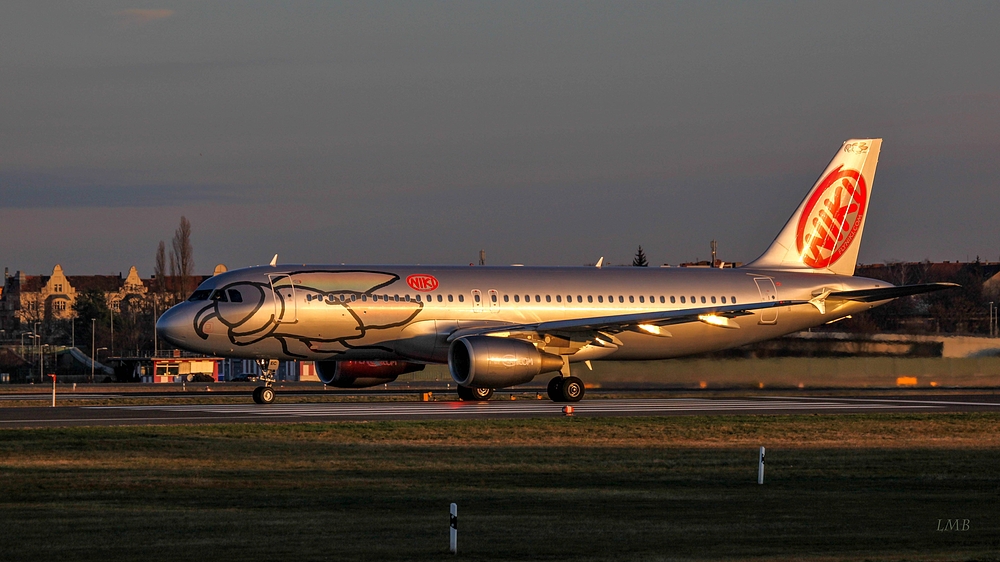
[457,385,493,401]
[472,387,494,401]
[560,376,585,402]
[252,387,263,404]
[259,386,275,404]
[547,376,564,402]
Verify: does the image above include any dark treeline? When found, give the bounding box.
[833,260,999,335]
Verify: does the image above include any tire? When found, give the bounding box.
[456,385,474,401]
[457,386,492,401]
[560,376,585,402]
[472,387,494,401]
[547,376,564,402]
[252,387,263,404]
[260,387,275,404]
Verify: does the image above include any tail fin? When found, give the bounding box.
[746,138,881,275]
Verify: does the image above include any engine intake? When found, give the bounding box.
[316,360,424,388]
[449,336,564,388]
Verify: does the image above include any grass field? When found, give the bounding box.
[1,414,999,561]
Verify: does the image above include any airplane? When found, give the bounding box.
[156,138,956,404]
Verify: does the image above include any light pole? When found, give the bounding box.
[153,298,158,357]
[110,305,115,357]
[94,347,108,383]
[21,332,34,357]
[91,318,96,383]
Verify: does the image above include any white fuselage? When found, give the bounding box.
[156,264,886,363]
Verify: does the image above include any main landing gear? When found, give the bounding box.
[252,359,280,405]
[456,386,495,401]
[547,375,585,402]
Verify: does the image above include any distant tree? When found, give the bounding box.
[632,246,648,267]
[169,216,194,299]
[154,240,167,297]
[72,289,111,355]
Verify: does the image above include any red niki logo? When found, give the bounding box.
[795,166,867,269]
[406,274,439,292]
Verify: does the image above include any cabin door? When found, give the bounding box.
[754,277,778,325]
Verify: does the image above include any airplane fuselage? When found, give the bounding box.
[158,264,885,363]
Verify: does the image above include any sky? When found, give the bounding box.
[2,1,999,276]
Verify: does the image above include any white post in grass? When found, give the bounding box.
[758,446,765,484]
[449,503,458,554]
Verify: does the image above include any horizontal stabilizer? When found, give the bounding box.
[827,283,959,303]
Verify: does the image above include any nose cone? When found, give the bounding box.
[156,304,195,349]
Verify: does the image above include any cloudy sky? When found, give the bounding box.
[2,1,999,276]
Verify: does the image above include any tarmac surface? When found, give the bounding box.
[1,394,999,428]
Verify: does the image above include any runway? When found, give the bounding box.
[2,395,999,427]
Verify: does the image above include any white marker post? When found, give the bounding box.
[758,446,765,484]
[50,374,56,407]
[449,503,458,554]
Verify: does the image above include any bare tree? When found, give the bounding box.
[154,241,167,297]
[169,216,194,298]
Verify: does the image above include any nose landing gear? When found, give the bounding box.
[252,359,279,404]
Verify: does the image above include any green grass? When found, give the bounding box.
[1,415,999,561]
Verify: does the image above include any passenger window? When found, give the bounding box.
[598,295,604,303]
[731,296,737,303]
[629,296,635,303]
[670,296,676,303]
[721,296,726,304]
[546,295,551,303]
[503,295,509,302]
[659,296,665,304]
[415,295,421,302]
[587,296,593,303]
[556,295,562,303]
[619,296,624,303]
[700,296,706,304]
[458,295,465,302]
[438,294,443,302]
[474,294,481,303]
[361,294,368,302]
[578,296,583,303]
[650,296,655,303]
[691,296,696,303]
[448,295,454,302]
[514,295,520,303]
[351,294,357,301]
[535,295,541,302]
[639,296,645,303]
[228,289,243,303]
[711,296,716,303]
[491,294,498,303]
[680,296,686,303]
[566,295,572,303]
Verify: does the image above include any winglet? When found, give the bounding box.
[269,254,278,267]
[595,257,604,268]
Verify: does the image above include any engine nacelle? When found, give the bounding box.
[316,360,424,388]
[449,336,564,388]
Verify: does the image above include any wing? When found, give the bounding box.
[446,300,803,346]
[826,282,959,303]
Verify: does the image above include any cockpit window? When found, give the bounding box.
[227,289,243,303]
[210,290,229,302]
[188,290,211,301]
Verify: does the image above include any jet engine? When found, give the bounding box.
[448,336,564,388]
[316,360,425,388]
